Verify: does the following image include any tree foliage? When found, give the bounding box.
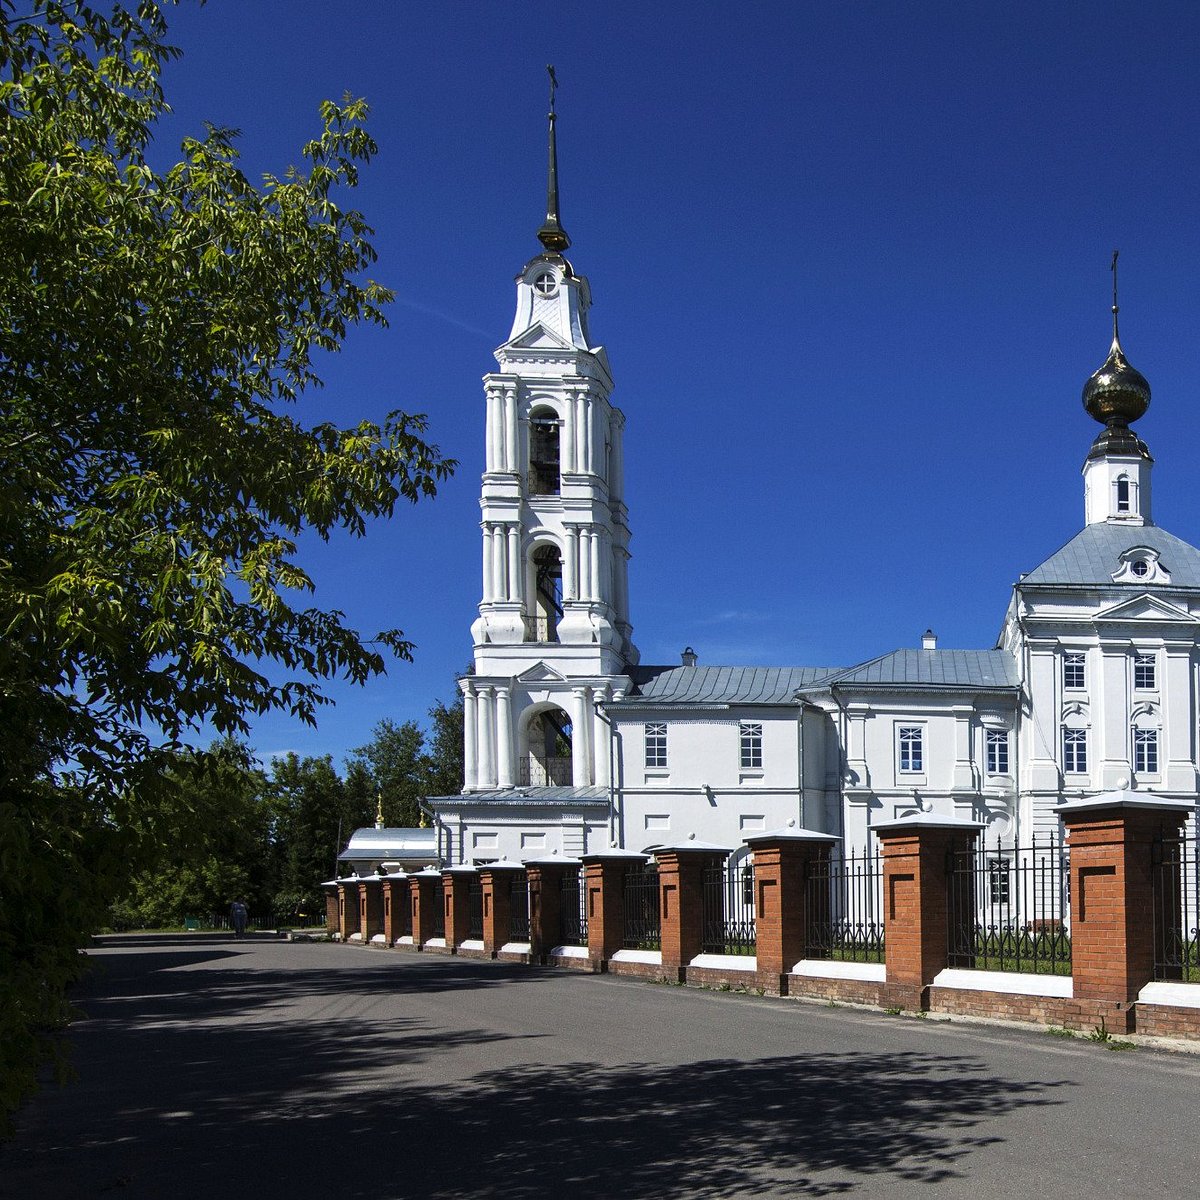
[0,2,453,1130]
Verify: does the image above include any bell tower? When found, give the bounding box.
[461,70,636,796]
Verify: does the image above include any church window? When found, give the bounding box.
[1116,476,1131,513]
[1131,558,1150,577]
[988,858,1011,906]
[1062,727,1087,774]
[898,725,923,773]
[1134,727,1159,774]
[644,723,667,769]
[986,729,1009,775]
[1134,653,1156,690]
[530,545,563,642]
[1063,653,1086,691]
[533,271,557,295]
[529,409,561,495]
[739,722,763,770]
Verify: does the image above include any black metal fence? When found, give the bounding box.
[946,834,1070,975]
[623,863,660,950]
[509,874,530,943]
[468,876,484,941]
[701,859,756,955]
[560,867,588,947]
[430,879,446,939]
[804,845,885,963]
[1152,828,1199,982]
[519,756,573,786]
[173,912,327,933]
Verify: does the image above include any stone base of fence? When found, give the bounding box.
[606,949,664,980]
[685,954,757,990]
[496,943,532,964]
[548,946,601,971]
[455,939,488,960]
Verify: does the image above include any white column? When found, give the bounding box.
[582,396,594,474]
[481,523,493,603]
[462,685,478,791]
[571,686,591,787]
[589,528,601,604]
[562,528,577,602]
[617,546,630,625]
[485,389,498,473]
[594,686,611,789]
[612,418,625,500]
[492,525,506,601]
[596,528,610,607]
[505,389,518,473]
[574,394,587,473]
[952,705,975,791]
[507,526,521,602]
[562,400,576,477]
[495,687,514,787]
[478,686,496,788]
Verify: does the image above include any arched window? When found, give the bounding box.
[522,707,572,786]
[529,408,560,495]
[530,544,563,643]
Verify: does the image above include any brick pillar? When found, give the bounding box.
[442,867,477,952]
[746,830,840,995]
[654,845,731,980]
[1058,792,1193,1033]
[477,864,524,958]
[580,850,648,971]
[323,885,339,935]
[337,880,361,941]
[873,814,985,1012]
[359,877,385,941]
[381,876,406,943]
[409,869,441,948]
[524,859,580,963]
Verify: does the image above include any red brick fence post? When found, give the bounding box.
[654,842,731,981]
[746,829,840,995]
[382,873,410,944]
[580,850,648,971]
[358,876,385,943]
[323,882,339,936]
[442,866,477,953]
[409,868,443,949]
[337,877,362,941]
[477,863,525,958]
[872,813,985,1011]
[1057,791,1193,1033]
[524,857,581,963]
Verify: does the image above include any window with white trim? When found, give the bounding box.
[1134,727,1159,774]
[986,729,1009,775]
[1063,653,1085,691]
[898,725,923,773]
[988,858,1011,906]
[1116,476,1131,513]
[1062,727,1087,774]
[1134,653,1156,690]
[739,722,763,770]
[644,723,667,769]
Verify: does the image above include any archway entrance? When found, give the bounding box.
[522,706,572,786]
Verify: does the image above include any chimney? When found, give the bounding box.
[681,646,698,667]
[922,629,937,650]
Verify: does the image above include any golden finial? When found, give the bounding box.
[374,791,384,830]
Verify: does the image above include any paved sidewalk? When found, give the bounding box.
[5,935,1200,1198]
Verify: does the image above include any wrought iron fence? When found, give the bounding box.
[519,756,573,786]
[701,859,756,955]
[946,834,1070,975]
[623,863,660,950]
[430,880,446,939]
[468,876,484,941]
[560,867,588,946]
[526,615,559,644]
[804,844,885,963]
[509,874,530,943]
[1152,828,1199,982]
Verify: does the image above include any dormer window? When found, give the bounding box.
[1112,547,1170,585]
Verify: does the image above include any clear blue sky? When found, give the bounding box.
[155,1,1200,767]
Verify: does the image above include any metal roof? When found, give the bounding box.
[1021,523,1200,588]
[429,786,609,808]
[618,665,842,707]
[339,827,438,860]
[812,649,1020,691]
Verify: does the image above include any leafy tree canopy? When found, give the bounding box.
[0,1,453,1130]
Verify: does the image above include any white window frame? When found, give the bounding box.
[898,725,924,774]
[1063,652,1086,691]
[986,729,1010,776]
[644,722,667,769]
[1133,653,1156,691]
[739,722,763,770]
[1062,727,1088,774]
[1133,727,1159,774]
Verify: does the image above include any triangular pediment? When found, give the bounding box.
[504,322,572,352]
[1094,593,1198,624]
[516,662,567,683]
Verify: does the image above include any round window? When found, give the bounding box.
[1131,559,1150,577]
[533,271,557,296]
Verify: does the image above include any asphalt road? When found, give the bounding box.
[4,936,1200,1199]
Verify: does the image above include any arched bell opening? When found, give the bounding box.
[528,406,561,496]
[528,543,563,643]
[520,704,573,787]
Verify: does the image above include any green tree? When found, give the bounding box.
[0,2,452,1128]
[347,718,428,828]
[424,692,465,799]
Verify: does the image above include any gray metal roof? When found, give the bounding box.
[339,827,438,860]
[1022,523,1200,588]
[429,786,609,808]
[619,665,842,707]
[812,649,1020,691]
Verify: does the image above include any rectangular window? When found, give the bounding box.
[1134,728,1159,773]
[986,729,1010,775]
[1134,653,1156,690]
[1063,653,1086,690]
[898,725,923,773]
[988,858,1011,906]
[1063,727,1087,774]
[644,723,667,769]
[739,722,763,770]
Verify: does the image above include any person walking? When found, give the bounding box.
[230,898,248,939]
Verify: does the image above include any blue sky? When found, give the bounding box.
[155,1,1200,767]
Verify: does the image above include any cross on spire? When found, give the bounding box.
[537,64,571,253]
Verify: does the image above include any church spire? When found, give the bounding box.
[536,65,571,253]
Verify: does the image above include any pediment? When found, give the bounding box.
[1094,593,1198,625]
[517,662,567,683]
[503,322,572,352]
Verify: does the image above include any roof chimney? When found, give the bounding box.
[922,629,937,650]
[681,646,697,667]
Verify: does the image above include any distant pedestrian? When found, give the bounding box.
[230,898,248,938]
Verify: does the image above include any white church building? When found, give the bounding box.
[426,101,1200,866]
